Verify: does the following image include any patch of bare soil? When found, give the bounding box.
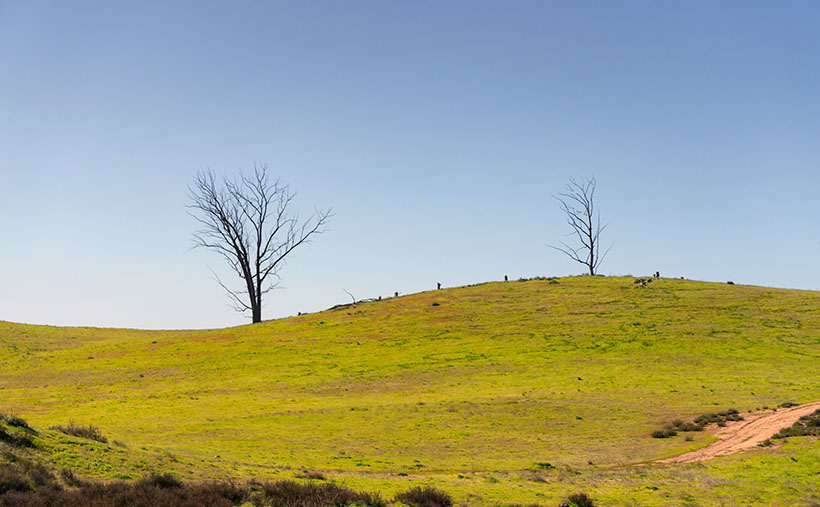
[660,401,820,463]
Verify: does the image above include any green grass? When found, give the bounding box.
[3,276,820,505]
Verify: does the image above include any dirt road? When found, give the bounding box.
[660,401,820,463]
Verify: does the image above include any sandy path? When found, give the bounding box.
[660,401,820,463]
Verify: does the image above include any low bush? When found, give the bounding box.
[59,468,86,488]
[651,427,677,439]
[138,472,183,489]
[0,468,31,495]
[50,422,108,443]
[670,420,704,432]
[295,470,326,480]
[258,480,385,506]
[0,455,56,495]
[394,486,453,507]
[0,428,33,448]
[694,408,743,427]
[561,492,596,507]
[0,414,34,433]
[654,408,745,438]
[772,409,820,439]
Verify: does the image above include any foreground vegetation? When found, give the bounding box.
[2,276,820,505]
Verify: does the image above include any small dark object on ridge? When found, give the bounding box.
[504,275,508,281]
[727,281,734,285]
[437,282,441,290]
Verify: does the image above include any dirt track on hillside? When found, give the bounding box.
[660,401,820,463]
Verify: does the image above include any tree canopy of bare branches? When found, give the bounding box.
[188,165,331,323]
[549,176,612,276]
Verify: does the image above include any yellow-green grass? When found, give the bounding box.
[3,276,820,504]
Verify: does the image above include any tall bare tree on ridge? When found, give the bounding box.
[188,165,331,323]
[549,176,612,276]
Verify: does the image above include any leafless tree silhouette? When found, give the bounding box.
[188,165,331,323]
[549,176,612,276]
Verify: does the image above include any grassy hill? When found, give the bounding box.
[3,276,820,505]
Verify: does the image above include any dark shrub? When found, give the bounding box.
[651,427,677,438]
[50,422,108,443]
[0,467,31,494]
[394,486,452,507]
[561,492,596,507]
[260,480,385,507]
[295,470,326,480]
[693,409,743,427]
[0,428,33,448]
[669,420,704,432]
[0,414,34,433]
[772,409,820,439]
[59,468,86,487]
[0,457,55,495]
[196,481,248,505]
[138,473,182,489]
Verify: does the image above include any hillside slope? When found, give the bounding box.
[3,276,820,504]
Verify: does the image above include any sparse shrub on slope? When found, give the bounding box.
[772,409,820,439]
[394,486,452,507]
[0,467,32,495]
[0,453,56,495]
[295,470,326,480]
[694,408,743,427]
[0,414,34,433]
[257,480,385,507]
[50,422,107,443]
[560,492,596,507]
[0,427,33,448]
[137,472,183,489]
[651,427,677,439]
[653,408,743,437]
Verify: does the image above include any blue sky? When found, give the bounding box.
[1,1,819,329]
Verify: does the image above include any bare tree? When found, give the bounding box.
[548,176,612,276]
[188,165,331,323]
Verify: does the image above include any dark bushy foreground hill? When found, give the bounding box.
[1,413,601,507]
[1,467,596,507]
[1,471,387,507]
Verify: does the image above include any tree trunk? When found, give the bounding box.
[252,305,261,323]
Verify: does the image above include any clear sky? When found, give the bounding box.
[1,1,819,329]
